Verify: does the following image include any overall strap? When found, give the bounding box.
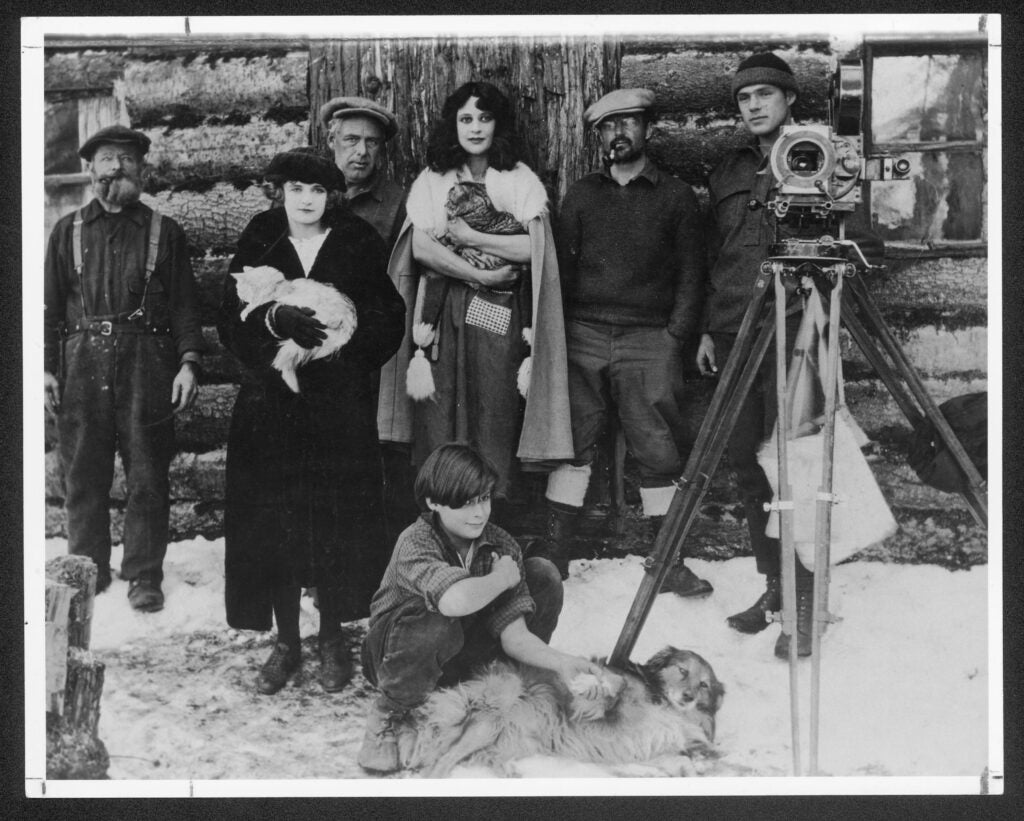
[127,208,163,322]
[71,208,90,319]
[144,208,162,283]
[72,208,85,274]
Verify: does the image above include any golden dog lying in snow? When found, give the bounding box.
[401,646,724,777]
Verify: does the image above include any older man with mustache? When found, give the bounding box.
[44,125,204,611]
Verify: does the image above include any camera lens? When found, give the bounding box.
[787,142,823,176]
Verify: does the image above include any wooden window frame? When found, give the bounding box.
[862,32,988,257]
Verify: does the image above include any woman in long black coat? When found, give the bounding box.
[217,149,405,695]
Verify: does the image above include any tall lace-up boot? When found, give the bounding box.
[726,575,781,634]
[774,583,815,659]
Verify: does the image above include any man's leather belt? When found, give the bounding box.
[66,319,171,337]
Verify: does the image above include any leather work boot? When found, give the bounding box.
[726,575,781,634]
[127,577,164,612]
[660,561,714,598]
[319,636,354,693]
[526,506,578,580]
[774,586,815,659]
[357,702,408,773]
[256,641,302,695]
[649,516,713,598]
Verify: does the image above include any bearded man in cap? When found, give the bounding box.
[700,52,883,658]
[540,88,711,597]
[44,125,204,611]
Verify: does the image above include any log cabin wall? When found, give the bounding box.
[43,32,987,551]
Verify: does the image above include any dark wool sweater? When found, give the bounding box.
[557,160,705,340]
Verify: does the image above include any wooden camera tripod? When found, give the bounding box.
[607,231,988,776]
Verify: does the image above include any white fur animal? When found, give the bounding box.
[402,646,724,778]
[232,265,358,393]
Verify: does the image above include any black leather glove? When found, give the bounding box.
[272,304,327,349]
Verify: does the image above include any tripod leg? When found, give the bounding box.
[810,275,843,774]
[772,272,801,776]
[609,270,777,668]
[845,274,987,526]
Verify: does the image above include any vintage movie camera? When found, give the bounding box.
[762,60,911,282]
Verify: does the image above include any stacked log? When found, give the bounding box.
[45,555,108,780]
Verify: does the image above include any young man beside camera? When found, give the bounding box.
[696,53,883,658]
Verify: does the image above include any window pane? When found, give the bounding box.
[871,150,985,242]
[872,53,985,144]
[45,99,81,175]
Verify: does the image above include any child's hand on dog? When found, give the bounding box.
[489,552,521,590]
[558,656,607,695]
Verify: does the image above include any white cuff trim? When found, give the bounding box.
[545,463,592,508]
[640,485,677,517]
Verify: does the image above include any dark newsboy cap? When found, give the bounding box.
[263,147,346,191]
[78,125,152,161]
[319,96,399,140]
[583,88,657,127]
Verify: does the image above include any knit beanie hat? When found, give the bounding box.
[731,52,799,100]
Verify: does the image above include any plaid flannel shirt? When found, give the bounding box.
[367,513,536,638]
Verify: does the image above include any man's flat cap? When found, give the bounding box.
[583,88,657,126]
[319,96,398,140]
[78,125,152,160]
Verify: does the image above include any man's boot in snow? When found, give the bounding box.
[524,504,578,580]
[726,575,781,634]
[650,516,713,598]
[774,583,815,659]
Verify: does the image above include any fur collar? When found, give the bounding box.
[405,163,548,234]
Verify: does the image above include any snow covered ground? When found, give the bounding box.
[34,536,995,794]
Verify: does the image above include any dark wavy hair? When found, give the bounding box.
[425,82,521,173]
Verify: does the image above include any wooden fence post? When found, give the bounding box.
[45,554,97,650]
[45,555,108,779]
[45,579,75,715]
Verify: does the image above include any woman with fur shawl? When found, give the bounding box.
[217,149,405,696]
[376,82,573,512]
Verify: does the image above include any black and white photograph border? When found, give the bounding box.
[21,12,1003,798]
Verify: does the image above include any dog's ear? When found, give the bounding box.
[644,646,679,673]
